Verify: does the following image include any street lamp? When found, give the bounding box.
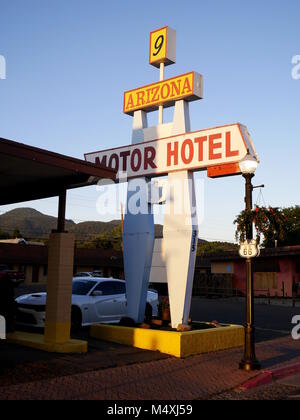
[239,153,261,372]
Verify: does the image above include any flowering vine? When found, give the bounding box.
[234,206,287,245]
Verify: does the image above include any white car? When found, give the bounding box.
[16,278,159,330]
[73,272,94,278]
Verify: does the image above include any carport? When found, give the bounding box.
[0,137,116,352]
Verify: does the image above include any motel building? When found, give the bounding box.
[0,242,124,285]
[1,237,299,299]
[150,240,300,299]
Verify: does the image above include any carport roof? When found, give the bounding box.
[0,137,116,205]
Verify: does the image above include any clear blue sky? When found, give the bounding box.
[0,0,299,242]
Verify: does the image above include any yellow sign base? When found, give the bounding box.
[90,323,244,358]
[7,331,87,354]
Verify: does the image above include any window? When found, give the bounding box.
[94,281,126,296]
[112,281,126,295]
[72,280,96,296]
[253,260,280,273]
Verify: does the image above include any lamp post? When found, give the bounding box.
[239,154,261,372]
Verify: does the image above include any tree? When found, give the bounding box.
[234,205,300,248]
[0,230,10,240]
[74,224,123,250]
[92,226,123,251]
[93,232,113,249]
[111,225,123,251]
[197,241,238,255]
[12,229,22,238]
[264,206,300,247]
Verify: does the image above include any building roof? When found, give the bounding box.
[0,137,116,205]
[0,243,123,268]
[0,242,299,271]
[209,245,300,262]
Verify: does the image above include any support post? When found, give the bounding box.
[57,190,67,233]
[163,171,198,328]
[44,232,75,344]
[44,191,75,344]
[123,110,155,323]
[162,99,197,329]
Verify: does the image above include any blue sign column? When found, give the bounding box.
[123,110,155,323]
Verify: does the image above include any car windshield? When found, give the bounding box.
[72,280,96,296]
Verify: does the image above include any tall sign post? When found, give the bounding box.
[238,157,261,371]
[85,27,259,329]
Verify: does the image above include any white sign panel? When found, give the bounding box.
[85,123,257,180]
[239,240,260,259]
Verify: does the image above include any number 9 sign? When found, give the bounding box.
[149,26,176,68]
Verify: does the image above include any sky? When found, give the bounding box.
[0,0,299,242]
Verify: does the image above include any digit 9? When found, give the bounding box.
[153,35,164,57]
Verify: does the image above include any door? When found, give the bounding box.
[32,266,39,283]
[91,281,126,323]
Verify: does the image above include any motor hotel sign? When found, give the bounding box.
[85,123,256,180]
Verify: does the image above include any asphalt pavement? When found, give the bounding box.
[191,297,298,342]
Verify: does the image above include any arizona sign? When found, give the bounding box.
[85,123,258,180]
[123,72,203,115]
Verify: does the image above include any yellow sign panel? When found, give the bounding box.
[123,72,203,115]
[149,26,176,68]
[150,27,168,65]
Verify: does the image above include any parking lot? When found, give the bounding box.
[191,297,298,342]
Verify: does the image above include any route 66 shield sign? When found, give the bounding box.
[239,240,260,259]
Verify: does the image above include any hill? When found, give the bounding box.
[0,208,223,250]
[71,220,122,240]
[0,208,241,254]
[0,208,163,240]
[0,208,75,238]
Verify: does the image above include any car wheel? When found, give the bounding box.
[71,306,82,332]
[145,302,153,323]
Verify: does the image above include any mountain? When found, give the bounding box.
[0,208,215,245]
[0,208,163,240]
[71,220,122,240]
[1,207,235,253]
[0,208,75,238]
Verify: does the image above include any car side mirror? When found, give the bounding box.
[92,290,103,297]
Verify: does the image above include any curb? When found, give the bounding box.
[238,363,300,391]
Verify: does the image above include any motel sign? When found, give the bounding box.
[85,27,259,328]
[85,123,255,180]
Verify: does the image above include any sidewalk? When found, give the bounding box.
[0,335,299,400]
[214,373,300,400]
